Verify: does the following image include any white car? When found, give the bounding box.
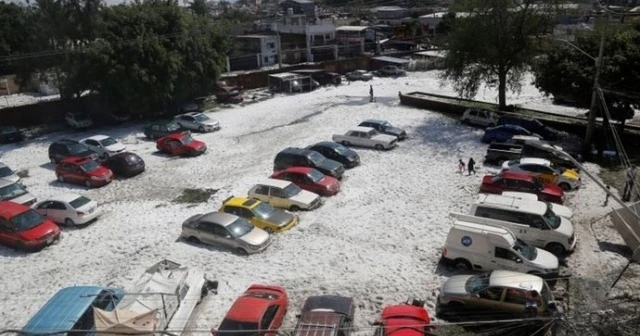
[0,162,20,183]
[248,179,322,211]
[80,135,126,159]
[32,193,101,226]
[461,108,499,127]
[501,191,573,219]
[332,126,398,150]
[174,112,221,132]
[345,70,373,81]
[65,112,93,129]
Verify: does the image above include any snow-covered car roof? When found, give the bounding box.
[181,112,206,117]
[44,193,86,203]
[350,126,376,133]
[82,135,112,142]
[258,178,293,189]
[519,157,553,166]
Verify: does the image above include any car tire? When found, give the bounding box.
[198,126,205,132]
[64,218,75,226]
[545,242,566,257]
[264,228,274,234]
[235,247,249,256]
[187,236,200,244]
[84,180,92,188]
[57,175,64,182]
[558,182,571,191]
[289,205,301,212]
[374,144,384,150]
[454,258,472,270]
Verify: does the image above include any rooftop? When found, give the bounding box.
[336,26,370,32]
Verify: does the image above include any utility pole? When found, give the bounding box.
[277,30,283,69]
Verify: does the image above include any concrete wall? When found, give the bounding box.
[0,75,21,96]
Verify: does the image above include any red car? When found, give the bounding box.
[212,285,288,336]
[0,201,60,251]
[374,299,433,336]
[56,157,113,188]
[480,171,565,204]
[156,132,207,156]
[270,167,340,196]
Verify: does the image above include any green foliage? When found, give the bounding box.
[0,2,33,75]
[436,12,456,35]
[440,0,557,109]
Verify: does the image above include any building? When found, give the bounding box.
[279,0,316,16]
[371,6,409,21]
[228,35,280,71]
[335,26,373,57]
[418,12,472,34]
[271,10,337,63]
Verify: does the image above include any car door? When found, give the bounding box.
[48,201,69,224]
[268,187,287,208]
[55,144,69,161]
[67,164,84,184]
[0,217,19,247]
[211,224,236,249]
[523,213,548,247]
[85,139,103,155]
[493,247,521,271]
[34,201,53,218]
[355,132,368,147]
[252,185,270,203]
[194,222,221,245]
[469,287,505,311]
[537,165,558,185]
[260,305,281,335]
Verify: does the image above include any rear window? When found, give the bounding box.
[69,196,91,209]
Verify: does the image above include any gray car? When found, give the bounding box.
[0,163,20,183]
[358,119,407,140]
[0,179,37,205]
[174,112,221,133]
[181,212,272,255]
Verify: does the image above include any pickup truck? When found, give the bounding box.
[332,126,398,150]
[485,140,580,171]
[484,142,523,165]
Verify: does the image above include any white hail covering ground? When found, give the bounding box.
[0,72,638,333]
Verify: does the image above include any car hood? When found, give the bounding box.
[10,192,37,205]
[550,203,573,219]
[240,227,270,245]
[18,219,59,241]
[290,190,320,205]
[441,275,472,296]
[185,140,206,151]
[561,169,580,180]
[318,176,340,189]
[265,210,296,227]
[201,119,219,127]
[373,134,397,142]
[531,248,559,270]
[89,167,112,178]
[555,216,574,238]
[105,143,126,153]
[482,175,495,185]
[385,126,405,136]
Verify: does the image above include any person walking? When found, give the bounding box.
[369,85,375,102]
[524,290,541,318]
[467,158,476,175]
[623,165,637,201]
[458,159,465,174]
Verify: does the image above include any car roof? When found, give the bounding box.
[164,132,188,140]
[452,221,516,245]
[199,212,238,226]
[82,135,111,142]
[312,141,340,149]
[351,126,376,132]
[499,171,534,182]
[0,200,29,218]
[55,138,81,145]
[0,178,16,187]
[224,285,285,323]
[489,270,544,292]
[281,166,315,174]
[223,196,260,208]
[476,194,546,215]
[519,157,552,166]
[280,147,312,155]
[46,193,85,203]
[362,119,386,124]
[61,156,92,165]
[183,112,204,117]
[256,178,294,189]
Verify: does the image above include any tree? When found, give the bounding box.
[0,2,34,75]
[440,0,557,110]
[188,0,208,16]
[436,12,456,35]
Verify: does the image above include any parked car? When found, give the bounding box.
[142,121,184,139]
[484,142,523,165]
[292,69,342,86]
[180,211,273,255]
[22,286,124,333]
[215,84,244,104]
[501,191,573,219]
[248,179,323,211]
[502,158,581,191]
[271,167,340,196]
[307,142,360,169]
[0,201,60,251]
[373,299,433,336]
[345,70,373,81]
[461,108,499,127]
[333,127,398,150]
[358,119,407,140]
[375,65,406,77]
[48,139,99,164]
[437,270,561,318]
[480,171,565,204]
[481,125,542,144]
[497,115,564,140]
[213,285,288,336]
[0,162,20,183]
[32,194,101,226]
[0,125,24,143]
[180,100,200,113]
[55,157,113,188]
[219,196,298,234]
[102,152,145,177]
[293,296,355,336]
[174,112,221,133]
[274,148,345,180]
[156,132,207,156]
[0,179,37,205]
[80,135,126,159]
[520,140,581,172]
[65,112,93,129]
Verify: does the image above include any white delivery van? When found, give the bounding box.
[466,194,576,255]
[501,191,573,219]
[442,220,559,277]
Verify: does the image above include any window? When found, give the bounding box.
[152,125,161,131]
[504,288,527,305]
[267,42,275,49]
[70,307,95,336]
[223,206,240,216]
[239,208,254,219]
[270,187,284,198]
[476,207,525,224]
[212,225,230,237]
[260,305,279,329]
[478,287,503,301]
[520,164,538,173]
[525,213,548,229]
[264,56,269,64]
[50,201,67,210]
[0,218,11,231]
[254,186,269,195]
[495,247,520,262]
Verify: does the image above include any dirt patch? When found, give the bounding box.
[172,188,218,204]
[16,169,29,178]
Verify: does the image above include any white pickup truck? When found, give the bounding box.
[332,126,398,150]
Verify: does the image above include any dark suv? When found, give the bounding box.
[48,139,98,164]
[497,115,564,141]
[294,296,355,336]
[274,148,345,179]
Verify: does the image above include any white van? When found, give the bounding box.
[466,194,576,255]
[442,220,559,277]
[501,191,573,219]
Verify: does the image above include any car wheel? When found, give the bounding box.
[342,141,350,146]
[289,205,301,212]
[187,236,200,244]
[559,182,571,191]
[84,180,92,188]
[64,218,75,226]
[198,126,205,132]
[57,175,65,182]
[264,228,274,234]
[545,243,565,257]
[374,144,384,150]
[454,258,472,270]
[235,247,249,256]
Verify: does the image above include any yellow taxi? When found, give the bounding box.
[501,157,581,191]
[219,196,298,233]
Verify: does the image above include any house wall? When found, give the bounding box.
[0,75,21,96]
[279,0,315,16]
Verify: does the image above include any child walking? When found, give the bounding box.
[467,158,476,175]
[458,159,465,174]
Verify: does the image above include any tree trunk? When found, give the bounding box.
[498,70,507,111]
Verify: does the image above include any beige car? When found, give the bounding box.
[437,270,561,318]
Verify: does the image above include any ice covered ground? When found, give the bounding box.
[0,72,635,333]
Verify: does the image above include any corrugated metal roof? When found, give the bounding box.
[371,56,410,64]
[336,26,370,32]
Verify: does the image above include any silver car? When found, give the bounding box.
[0,162,20,183]
[174,112,221,133]
[437,270,560,318]
[0,179,37,205]
[181,212,272,255]
[346,70,373,81]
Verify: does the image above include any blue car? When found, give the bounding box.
[481,125,542,143]
[22,286,125,335]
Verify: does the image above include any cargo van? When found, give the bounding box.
[465,194,576,255]
[501,191,573,219]
[442,221,559,277]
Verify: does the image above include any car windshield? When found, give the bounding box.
[69,196,92,209]
[167,122,181,131]
[282,184,302,198]
[80,161,100,172]
[11,209,44,232]
[0,183,28,199]
[252,202,275,219]
[194,114,210,122]
[381,121,392,128]
[308,169,325,183]
[99,138,118,147]
[218,319,259,336]
[180,135,195,145]
[227,218,254,237]
[308,151,325,165]
[465,273,490,293]
[67,143,88,154]
[543,206,561,229]
[513,239,537,260]
[0,166,14,177]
